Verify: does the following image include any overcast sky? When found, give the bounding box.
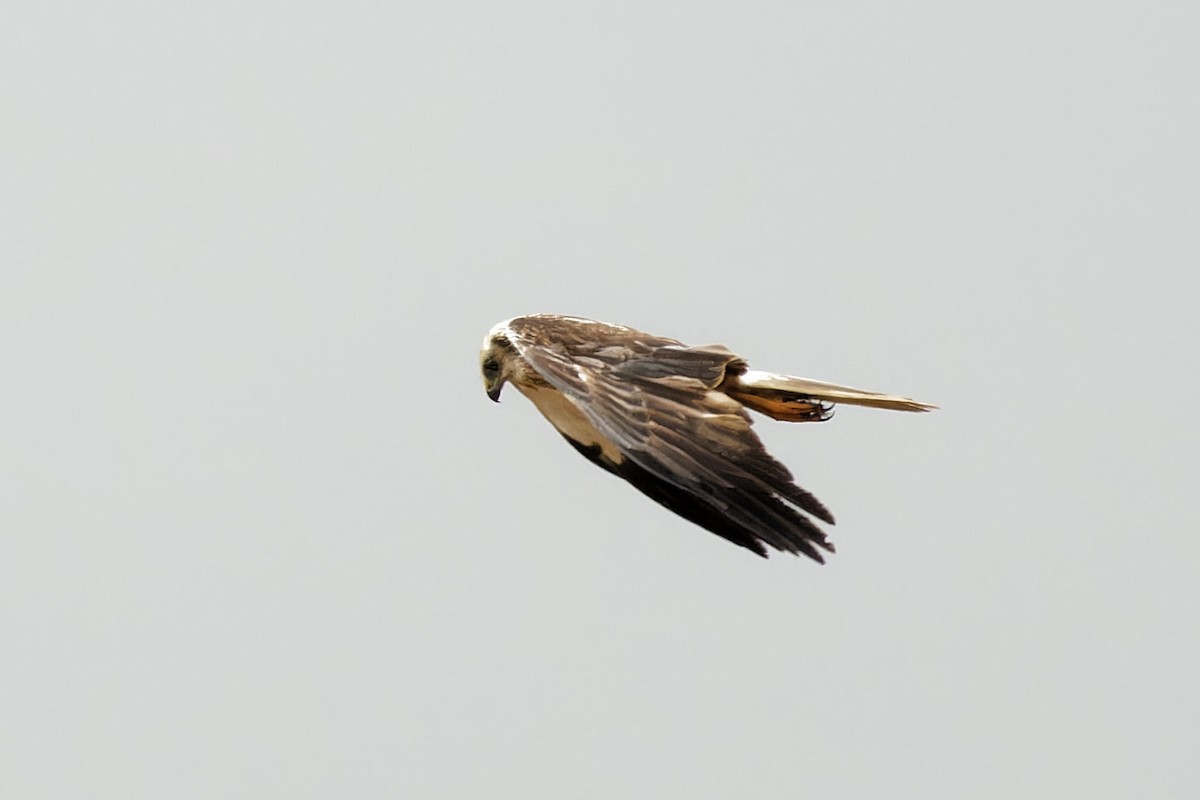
[3,2,1198,798]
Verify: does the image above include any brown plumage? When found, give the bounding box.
[480,314,934,561]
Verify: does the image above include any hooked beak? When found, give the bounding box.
[486,380,504,403]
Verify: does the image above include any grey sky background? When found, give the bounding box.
[3,2,1198,798]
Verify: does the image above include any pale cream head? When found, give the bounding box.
[480,320,516,402]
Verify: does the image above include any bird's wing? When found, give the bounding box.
[506,316,835,560]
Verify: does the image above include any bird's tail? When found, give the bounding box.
[725,370,937,422]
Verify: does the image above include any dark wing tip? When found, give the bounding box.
[606,455,830,562]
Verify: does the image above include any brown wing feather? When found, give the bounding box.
[505,315,835,560]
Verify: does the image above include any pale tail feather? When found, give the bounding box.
[727,370,937,420]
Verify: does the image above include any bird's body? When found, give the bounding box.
[480,314,934,560]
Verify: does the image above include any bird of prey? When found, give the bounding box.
[480,314,934,561]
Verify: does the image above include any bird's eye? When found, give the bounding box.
[483,359,500,375]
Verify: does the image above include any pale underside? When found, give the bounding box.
[517,383,625,464]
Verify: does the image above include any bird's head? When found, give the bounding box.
[480,325,516,402]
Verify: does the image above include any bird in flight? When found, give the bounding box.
[480,314,934,561]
